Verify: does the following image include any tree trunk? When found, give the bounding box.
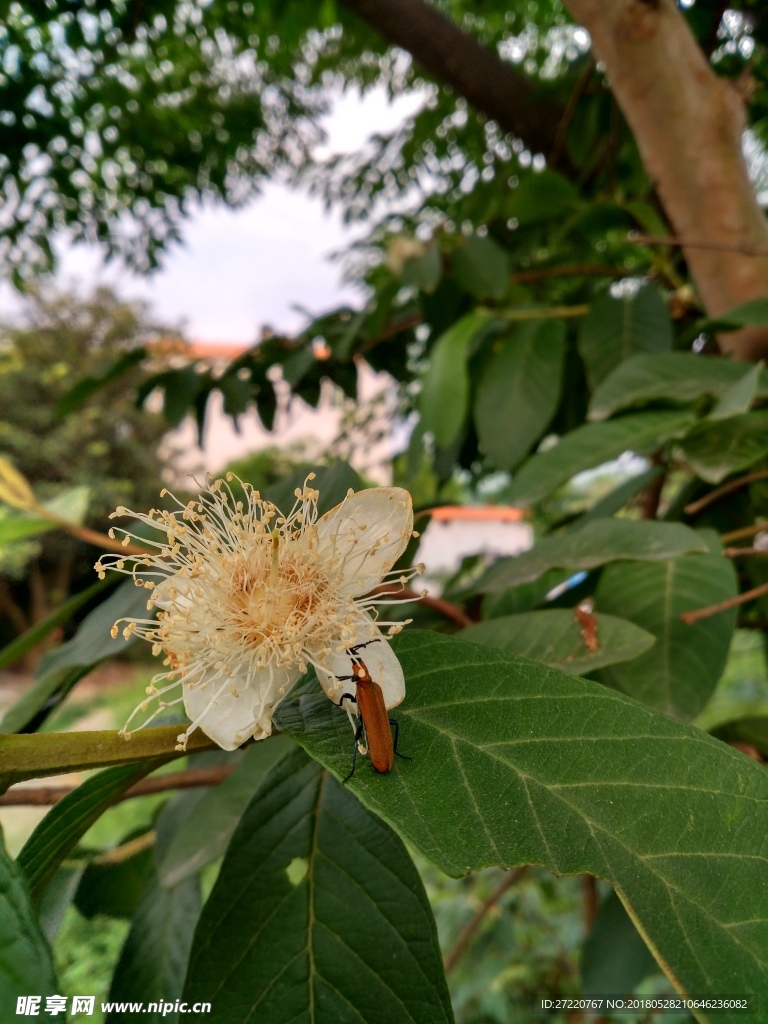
[562,0,768,360]
[342,0,768,360]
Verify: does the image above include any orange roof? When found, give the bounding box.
[188,341,254,360]
[428,505,526,522]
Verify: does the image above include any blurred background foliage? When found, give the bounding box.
[0,287,173,662]
[3,0,768,1022]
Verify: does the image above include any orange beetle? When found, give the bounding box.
[337,640,407,781]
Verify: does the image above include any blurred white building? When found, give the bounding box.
[159,340,398,484]
[417,506,532,594]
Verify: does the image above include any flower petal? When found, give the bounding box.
[316,487,413,597]
[182,663,301,751]
[314,620,405,711]
[151,573,193,612]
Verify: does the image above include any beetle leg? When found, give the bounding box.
[343,721,366,784]
[347,638,381,657]
[390,718,411,761]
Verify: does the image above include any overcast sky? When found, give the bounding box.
[0,88,422,343]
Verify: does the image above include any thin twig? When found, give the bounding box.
[371,584,473,629]
[549,59,594,168]
[91,831,156,865]
[32,507,151,556]
[685,471,768,516]
[581,875,599,934]
[724,546,768,558]
[444,867,527,974]
[0,764,237,806]
[721,523,768,544]
[641,454,665,520]
[630,233,768,257]
[730,742,764,763]
[511,264,625,283]
[488,304,590,321]
[681,580,768,625]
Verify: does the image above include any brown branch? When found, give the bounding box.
[0,764,236,806]
[34,509,151,557]
[510,264,625,284]
[338,0,566,157]
[0,579,28,635]
[730,741,764,763]
[491,304,591,321]
[641,453,665,520]
[376,313,423,342]
[92,830,156,865]
[371,584,473,629]
[630,233,768,258]
[721,523,768,543]
[358,313,424,357]
[443,866,527,974]
[724,546,768,558]
[582,875,599,934]
[549,59,595,168]
[680,580,768,625]
[685,471,768,516]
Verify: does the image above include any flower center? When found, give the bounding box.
[222,536,344,657]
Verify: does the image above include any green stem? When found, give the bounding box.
[0,725,217,792]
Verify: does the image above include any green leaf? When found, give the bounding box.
[38,861,87,943]
[420,313,493,448]
[690,296,768,335]
[596,551,738,719]
[275,631,768,1019]
[0,577,112,675]
[17,760,166,905]
[694,638,768,733]
[218,372,253,420]
[0,513,56,545]
[679,413,768,484]
[474,520,708,593]
[506,410,695,507]
[182,747,454,1024]
[401,243,442,294]
[157,737,293,887]
[578,285,673,389]
[450,235,509,298]
[710,363,763,420]
[588,353,767,422]
[0,725,214,790]
[0,833,57,1009]
[474,319,565,471]
[74,835,155,920]
[462,610,655,674]
[42,485,90,525]
[0,486,91,549]
[0,580,150,734]
[505,170,580,227]
[571,467,663,529]
[55,347,147,418]
[479,569,570,620]
[107,870,201,1024]
[581,891,656,996]
[139,367,204,428]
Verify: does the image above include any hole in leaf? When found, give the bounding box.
[285,857,308,886]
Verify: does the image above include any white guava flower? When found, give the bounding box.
[95,475,420,751]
